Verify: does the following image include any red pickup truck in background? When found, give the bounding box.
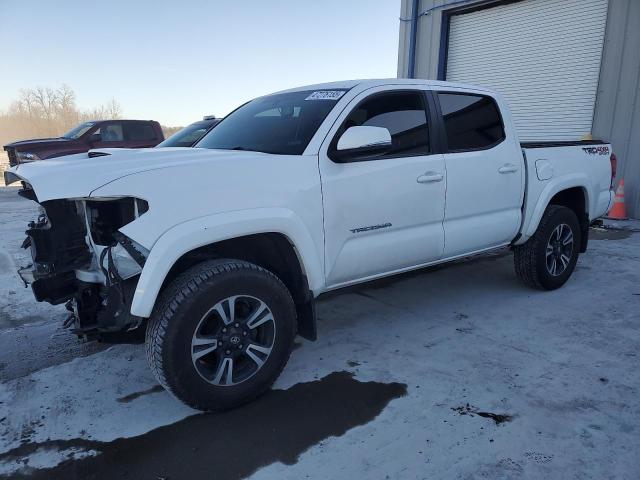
[3,119,164,166]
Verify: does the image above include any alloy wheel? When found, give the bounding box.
[545,223,574,276]
[191,295,276,386]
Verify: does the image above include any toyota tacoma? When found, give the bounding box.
[4,79,615,411]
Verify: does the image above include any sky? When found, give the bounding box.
[0,0,402,126]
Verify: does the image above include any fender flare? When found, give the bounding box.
[127,208,324,318]
[519,174,590,242]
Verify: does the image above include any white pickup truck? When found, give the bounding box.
[5,79,615,411]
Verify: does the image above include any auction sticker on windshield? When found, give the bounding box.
[305,90,346,101]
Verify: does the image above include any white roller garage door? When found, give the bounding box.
[446,0,608,142]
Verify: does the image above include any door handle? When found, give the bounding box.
[417,172,444,184]
[498,164,519,174]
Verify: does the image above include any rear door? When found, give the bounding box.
[319,86,446,287]
[435,91,524,257]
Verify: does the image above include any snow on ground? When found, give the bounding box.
[0,187,64,329]
[0,186,638,479]
[0,188,103,381]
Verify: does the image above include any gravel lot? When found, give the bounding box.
[0,186,638,479]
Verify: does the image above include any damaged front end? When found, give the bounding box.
[17,182,150,341]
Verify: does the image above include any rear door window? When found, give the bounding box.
[437,93,505,151]
[125,122,157,141]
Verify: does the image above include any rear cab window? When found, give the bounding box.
[436,92,505,151]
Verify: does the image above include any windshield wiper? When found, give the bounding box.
[216,146,270,153]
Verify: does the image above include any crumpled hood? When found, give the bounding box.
[4,147,262,202]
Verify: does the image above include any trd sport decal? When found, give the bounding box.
[350,222,392,234]
[582,146,610,155]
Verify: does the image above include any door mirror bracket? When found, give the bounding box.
[87,133,101,145]
[333,126,392,162]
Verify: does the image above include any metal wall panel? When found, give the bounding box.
[592,0,640,218]
[398,0,448,80]
[397,1,412,77]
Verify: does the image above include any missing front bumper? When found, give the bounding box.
[18,194,145,337]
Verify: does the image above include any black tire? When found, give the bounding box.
[514,205,581,290]
[145,259,296,411]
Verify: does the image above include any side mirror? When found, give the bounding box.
[334,126,392,161]
[88,133,101,144]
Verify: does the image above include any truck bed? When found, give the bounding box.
[517,141,614,245]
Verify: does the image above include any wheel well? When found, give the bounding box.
[549,187,589,252]
[160,233,316,340]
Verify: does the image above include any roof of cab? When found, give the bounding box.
[274,78,494,95]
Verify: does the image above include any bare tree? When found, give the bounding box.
[15,88,36,119]
[31,87,60,134]
[105,98,122,119]
[56,84,78,129]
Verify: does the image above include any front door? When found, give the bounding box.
[318,87,446,287]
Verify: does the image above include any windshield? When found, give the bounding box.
[195,89,348,155]
[62,122,95,139]
[157,120,218,148]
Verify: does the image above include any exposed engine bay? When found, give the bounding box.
[17,182,150,340]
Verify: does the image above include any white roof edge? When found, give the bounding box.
[271,78,497,95]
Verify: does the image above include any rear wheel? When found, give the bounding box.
[145,259,296,411]
[514,205,581,290]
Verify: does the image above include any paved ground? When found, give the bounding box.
[0,186,638,479]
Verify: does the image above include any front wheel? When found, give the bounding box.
[145,259,297,411]
[514,205,581,290]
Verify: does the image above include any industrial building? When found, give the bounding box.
[398,0,639,218]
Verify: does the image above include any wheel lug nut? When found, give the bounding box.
[238,344,243,349]
[222,328,227,333]
[234,323,240,328]
[242,331,247,336]
[225,350,231,355]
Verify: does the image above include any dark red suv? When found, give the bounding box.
[3,119,164,166]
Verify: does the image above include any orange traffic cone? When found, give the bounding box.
[607,179,628,220]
